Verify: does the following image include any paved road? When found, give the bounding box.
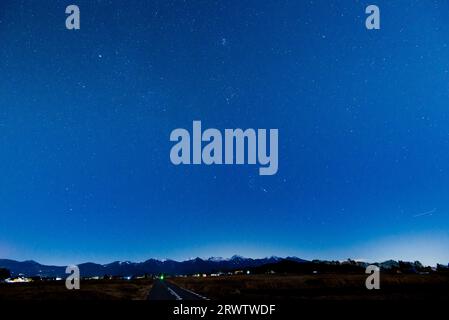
[148,279,209,300]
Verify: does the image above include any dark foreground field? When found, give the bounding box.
[0,279,153,300]
[1,274,449,300]
[170,274,449,301]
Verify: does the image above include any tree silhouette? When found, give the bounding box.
[0,268,11,280]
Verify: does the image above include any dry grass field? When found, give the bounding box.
[0,279,153,300]
[170,274,449,301]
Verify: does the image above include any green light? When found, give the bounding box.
[160,275,164,280]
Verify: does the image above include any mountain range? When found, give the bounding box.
[2,256,443,278]
[0,256,307,278]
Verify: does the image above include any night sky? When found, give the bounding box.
[1,1,449,266]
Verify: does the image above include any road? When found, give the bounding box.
[148,279,209,300]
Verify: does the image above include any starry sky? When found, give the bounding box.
[1,1,449,266]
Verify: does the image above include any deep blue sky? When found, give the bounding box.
[1,1,448,266]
